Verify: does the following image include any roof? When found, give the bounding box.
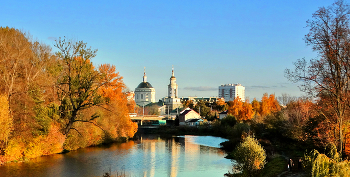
[137,82,153,88]
[187,119,202,122]
[180,109,192,116]
[219,110,228,114]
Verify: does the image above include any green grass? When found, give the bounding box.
[259,155,287,177]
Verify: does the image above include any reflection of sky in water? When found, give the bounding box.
[178,135,228,148]
[0,135,233,177]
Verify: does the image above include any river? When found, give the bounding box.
[0,134,233,177]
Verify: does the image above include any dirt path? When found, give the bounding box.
[277,154,306,177]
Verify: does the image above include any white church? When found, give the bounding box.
[134,67,182,114]
[134,68,156,106]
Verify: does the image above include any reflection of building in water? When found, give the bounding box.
[138,135,226,177]
[169,138,179,177]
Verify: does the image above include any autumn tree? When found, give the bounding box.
[284,98,316,141]
[55,37,104,135]
[228,97,243,119]
[215,98,228,112]
[98,64,137,139]
[240,100,254,121]
[285,0,350,153]
[0,95,12,147]
[0,27,57,138]
[251,98,261,119]
[259,93,281,117]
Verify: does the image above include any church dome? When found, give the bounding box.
[137,82,153,88]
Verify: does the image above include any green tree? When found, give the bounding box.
[232,135,267,176]
[194,100,210,117]
[55,37,104,135]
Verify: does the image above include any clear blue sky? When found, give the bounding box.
[1,0,336,101]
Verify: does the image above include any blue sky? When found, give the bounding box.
[1,0,336,101]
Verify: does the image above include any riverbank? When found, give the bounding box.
[0,134,231,177]
[138,125,309,177]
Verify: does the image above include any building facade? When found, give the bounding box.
[218,84,245,102]
[178,108,201,125]
[135,68,156,106]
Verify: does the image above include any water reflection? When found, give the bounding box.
[0,135,232,177]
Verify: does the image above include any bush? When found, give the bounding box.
[231,123,250,138]
[303,145,350,177]
[5,137,25,162]
[221,115,237,127]
[231,135,267,176]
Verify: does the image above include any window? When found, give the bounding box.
[141,94,143,99]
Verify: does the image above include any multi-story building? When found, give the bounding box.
[218,84,245,102]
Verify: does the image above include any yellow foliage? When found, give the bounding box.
[24,137,43,159]
[5,137,25,162]
[0,95,12,144]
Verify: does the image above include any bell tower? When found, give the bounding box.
[168,66,178,98]
[165,66,182,114]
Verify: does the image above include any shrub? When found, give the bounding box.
[221,115,237,127]
[5,137,25,162]
[231,135,267,176]
[303,145,350,177]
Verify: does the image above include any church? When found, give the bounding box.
[134,67,182,114]
[134,68,156,106]
[163,67,182,113]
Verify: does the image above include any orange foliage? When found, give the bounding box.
[98,64,137,138]
[41,123,65,155]
[0,95,12,146]
[260,93,281,117]
[228,97,254,121]
[228,97,243,118]
[240,100,254,121]
[252,98,260,117]
[217,98,226,106]
[285,99,315,124]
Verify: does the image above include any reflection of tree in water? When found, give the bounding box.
[0,134,230,177]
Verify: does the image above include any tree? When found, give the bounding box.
[277,93,296,106]
[0,27,57,138]
[0,95,12,147]
[285,0,350,153]
[284,98,316,141]
[55,37,104,135]
[194,100,210,117]
[228,97,243,119]
[259,93,281,117]
[216,98,228,112]
[182,100,194,109]
[232,135,267,176]
[240,100,254,121]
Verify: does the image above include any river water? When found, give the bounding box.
[0,135,233,177]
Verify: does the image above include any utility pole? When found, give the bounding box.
[199,107,201,118]
[142,103,144,126]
